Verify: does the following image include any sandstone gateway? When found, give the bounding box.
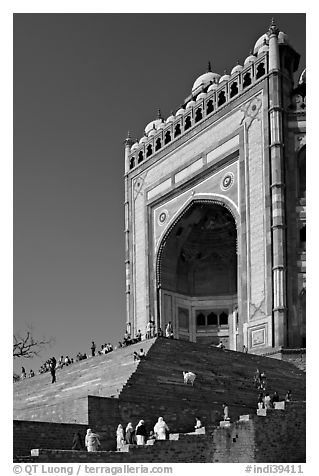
[14,20,306,463]
[124,20,306,356]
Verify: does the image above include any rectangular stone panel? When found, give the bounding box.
[175,158,203,183]
[249,324,268,348]
[251,328,265,346]
[207,135,239,163]
[147,178,172,200]
[178,307,189,331]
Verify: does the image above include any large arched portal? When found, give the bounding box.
[157,201,238,349]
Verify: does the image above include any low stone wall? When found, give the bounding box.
[253,401,306,462]
[88,396,121,450]
[13,420,88,457]
[281,351,306,372]
[15,402,306,463]
[30,434,210,463]
[211,418,256,462]
[118,396,220,435]
[265,348,306,372]
[13,397,122,456]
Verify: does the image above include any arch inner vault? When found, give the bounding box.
[157,202,238,348]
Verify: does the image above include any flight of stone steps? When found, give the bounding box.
[120,338,306,421]
[14,337,305,426]
[13,338,156,422]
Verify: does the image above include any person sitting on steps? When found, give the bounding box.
[157,327,164,337]
[285,390,292,402]
[257,392,264,409]
[264,393,271,409]
[271,391,280,407]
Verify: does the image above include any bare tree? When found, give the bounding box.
[13,372,20,383]
[13,324,55,359]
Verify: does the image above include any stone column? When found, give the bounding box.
[267,20,287,347]
[124,132,134,333]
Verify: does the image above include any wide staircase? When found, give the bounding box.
[120,338,305,422]
[13,339,156,423]
[14,337,306,457]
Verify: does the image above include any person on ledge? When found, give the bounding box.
[271,391,280,405]
[263,393,272,409]
[85,428,100,452]
[154,416,169,440]
[147,430,156,442]
[123,331,131,346]
[194,417,202,430]
[91,341,96,357]
[257,392,264,409]
[285,390,292,402]
[116,424,125,451]
[58,355,64,369]
[125,422,135,445]
[135,420,147,445]
[157,327,164,337]
[222,403,230,421]
[150,319,155,338]
[260,371,267,391]
[50,357,56,384]
[165,321,173,338]
[146,320,152,339]
[253,368,261,389]
[72,432,84,450]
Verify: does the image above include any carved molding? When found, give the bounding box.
[240,96,262,130]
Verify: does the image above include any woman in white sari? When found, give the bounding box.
[116,424,125,450]
[154,417,169,440]
[85,429,100,452]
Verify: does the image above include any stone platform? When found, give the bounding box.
[14,337,306,457]
[14,402,306,463]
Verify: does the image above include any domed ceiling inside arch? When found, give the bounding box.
[160,202,237,297]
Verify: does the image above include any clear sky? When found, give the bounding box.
[13,13,305,372]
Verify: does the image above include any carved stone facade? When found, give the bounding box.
[124,23,306,353]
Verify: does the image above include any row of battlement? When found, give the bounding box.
[127,53,268,172]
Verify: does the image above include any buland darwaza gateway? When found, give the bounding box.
[13,19,307,463]
[123,20,306,355]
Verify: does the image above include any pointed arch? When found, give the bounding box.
[156,196,239,287]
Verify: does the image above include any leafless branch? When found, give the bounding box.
[13,324,55,359]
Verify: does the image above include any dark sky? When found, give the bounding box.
[13,13,305,372]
